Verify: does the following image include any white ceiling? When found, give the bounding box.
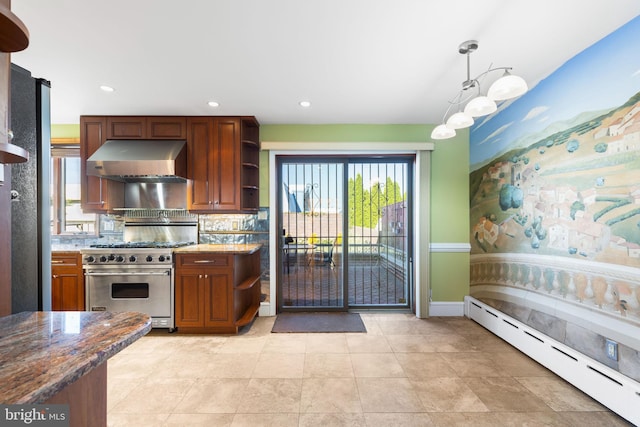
[10,0,640,126]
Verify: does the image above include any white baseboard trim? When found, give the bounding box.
[429,301,465,316]
[465,296,640,426]
[259,301,274,317]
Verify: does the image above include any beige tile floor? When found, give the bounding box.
[106,313,633,426]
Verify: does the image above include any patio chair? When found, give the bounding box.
[310,241,335,268]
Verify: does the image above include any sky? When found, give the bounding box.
[470,15,640,168]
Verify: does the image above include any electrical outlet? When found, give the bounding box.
[605,339,618,361]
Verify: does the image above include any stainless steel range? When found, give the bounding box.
[82,208,197,331]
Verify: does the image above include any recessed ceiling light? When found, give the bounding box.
[207,101,220,107]
[299,101,311,108]
[100,85,115,92]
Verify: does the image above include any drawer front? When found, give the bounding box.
[177,254,230,268]
[52,252,81,267]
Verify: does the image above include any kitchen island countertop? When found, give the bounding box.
[0,311,151,404]
[173,243,262,254]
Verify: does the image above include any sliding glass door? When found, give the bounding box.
[277,156,413,312]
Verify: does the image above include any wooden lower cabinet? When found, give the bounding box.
[51,251,85,311]
[174,250,260,333]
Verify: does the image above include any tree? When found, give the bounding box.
[512,187,524,208]
[570,201,585,220]
[499,184,514,211]
[348,174,369,228]
[567,139,580,153]
[594,142,608,153]
[498,184,524,211]
[348,174,405,228]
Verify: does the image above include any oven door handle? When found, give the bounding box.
[85,271,170,276]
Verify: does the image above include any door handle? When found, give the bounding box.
[85,271,170,276]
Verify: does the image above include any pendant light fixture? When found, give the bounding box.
[430,40,528,140]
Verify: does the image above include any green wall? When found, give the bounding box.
[51,124,80,139]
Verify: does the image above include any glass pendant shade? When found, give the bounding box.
[464,96,497,117]
[446,111,474,129]
[430,124,456,140]
[488,72,528,101]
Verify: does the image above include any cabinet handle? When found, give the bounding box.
[204,274,208,278]
[193,260,216,264]
[199,274,203,278]
[214,200,219,204]
[51,260,64,264]
[52,274,58,278]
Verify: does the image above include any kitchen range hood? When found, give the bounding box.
[86,139,187,183]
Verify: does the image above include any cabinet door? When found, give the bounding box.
[80,117,109,212]
[51,271,85,311]
[186,117,214,211]
[175,271,204,327]
[203,271,231,326]
[148,117,186,139]
[212,118,241,211]
[51,253,84,311]
[106,117,146,139]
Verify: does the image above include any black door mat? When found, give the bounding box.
[271,312,367,333]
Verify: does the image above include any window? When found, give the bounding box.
[50,140,98,235]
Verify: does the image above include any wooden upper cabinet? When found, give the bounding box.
[106,116,146,139]
[79,115,257,214]
[213,117,242,211]
[106,116,186,139]
[186,117,214,210]
[80,116,124,212]
[148,117,186,139]
[186,116,259,213]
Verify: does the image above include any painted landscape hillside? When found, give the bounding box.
[470,92,640,267]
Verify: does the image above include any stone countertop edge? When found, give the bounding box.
[173,243,262,254]
[0,311,152,404]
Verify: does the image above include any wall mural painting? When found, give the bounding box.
[469,16,640,324]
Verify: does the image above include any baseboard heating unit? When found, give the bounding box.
[465,296,639,426]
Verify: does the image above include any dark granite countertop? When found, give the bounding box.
[0,311,151,404]
[173,243,262,254]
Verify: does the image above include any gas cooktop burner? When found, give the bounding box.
[89,241,196,249]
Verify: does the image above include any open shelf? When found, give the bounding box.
[235,276,260,291]
[0,142,28,163]
[235,302,260,327]
[0,4,29,52]
[241,139,259,148]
